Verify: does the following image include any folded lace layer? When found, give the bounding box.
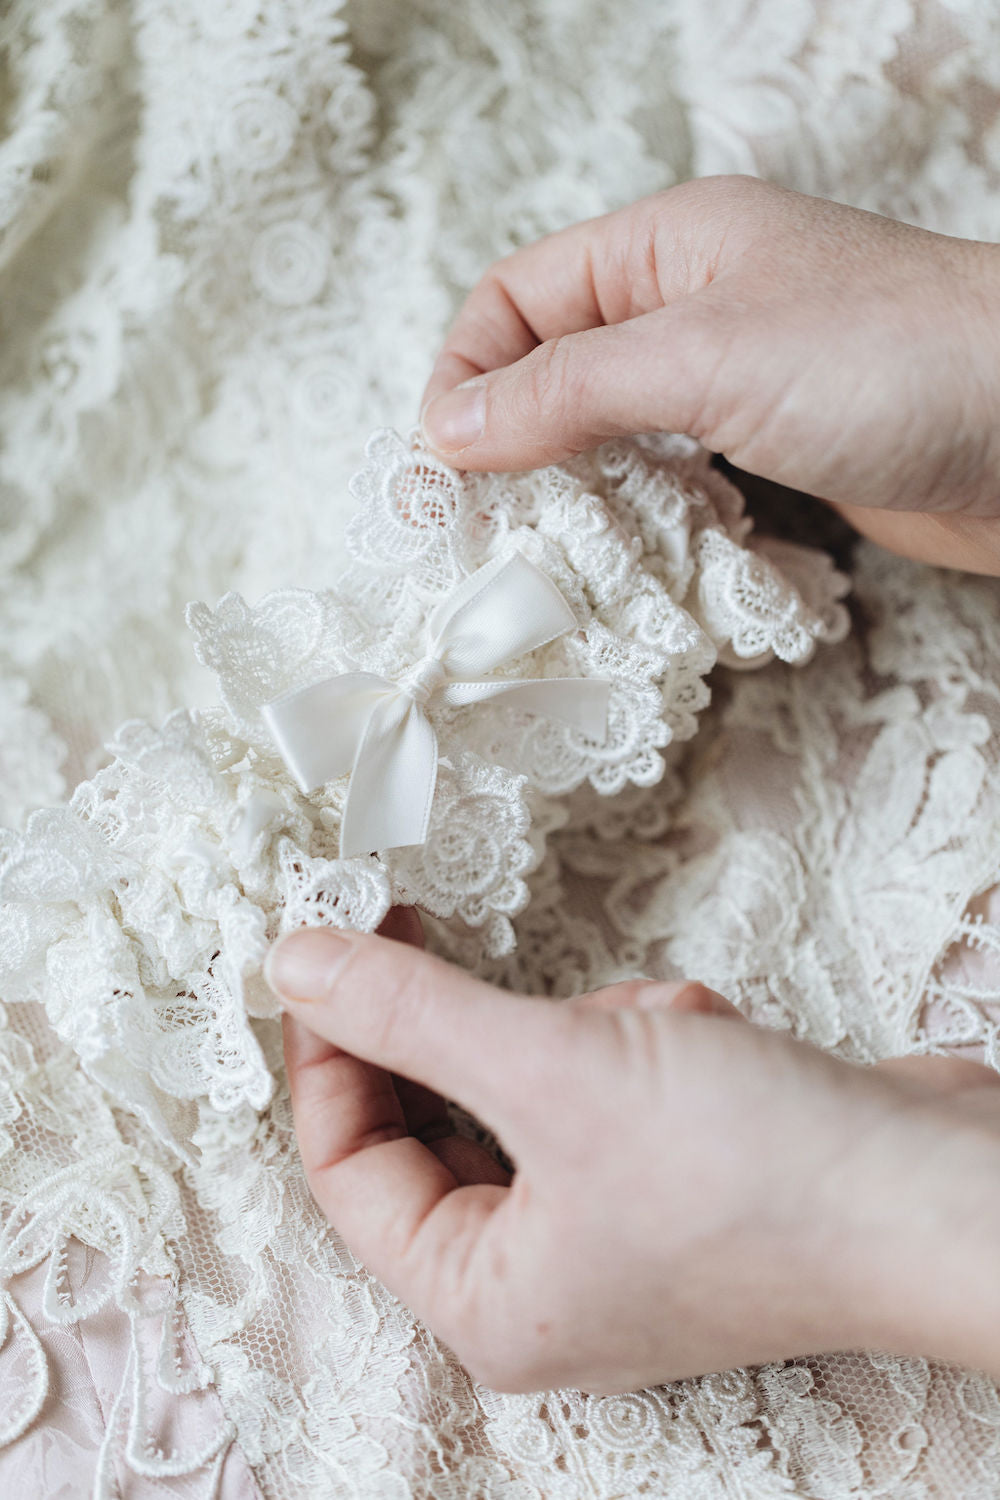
[0,429,848,1150]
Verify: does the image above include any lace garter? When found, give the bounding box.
[0,429,848,1153]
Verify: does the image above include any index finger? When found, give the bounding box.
[420,186,714,412]
[283,1012,509,1332]
[420,199,669,411]
[266,926,561,1140]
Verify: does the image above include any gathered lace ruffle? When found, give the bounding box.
[2,1,1000,1496]
[1,428,847,1153]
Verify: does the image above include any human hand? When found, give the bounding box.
[270,913,1000,1393]
[420,177,1000,575]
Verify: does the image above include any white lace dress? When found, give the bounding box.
[1,3,1000,1497]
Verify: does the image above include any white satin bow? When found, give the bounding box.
[262,551,610,858]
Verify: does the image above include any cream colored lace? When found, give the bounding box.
[2,2,1000,1497]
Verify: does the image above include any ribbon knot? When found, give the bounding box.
[263,550,610,859]
[398,654,448,707]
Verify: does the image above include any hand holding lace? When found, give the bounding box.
[421,177,1000,576]
[271,920,1000,1395]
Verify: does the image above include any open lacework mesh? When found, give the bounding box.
[2,427,848,1152]
[2,1,1000,1496]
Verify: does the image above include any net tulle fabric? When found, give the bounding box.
[2,2,1000,1496]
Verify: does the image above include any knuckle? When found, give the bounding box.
[707,171,764,194]
[480,253,522,297]
[647,979,733,1020]
[458,262,508,323]
[655,173,777,230]
[602,979,653,1009]
[306,1122,403,1183]
[520,336,581,434]
[670,979,719,1009]
[686,172,768,202]
[464,268,519,345]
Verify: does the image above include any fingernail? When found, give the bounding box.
[421,378,486,453]
[264,928,352,1002]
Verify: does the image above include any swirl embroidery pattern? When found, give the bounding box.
[2,1,1000,1496]
[2,429,846,1156]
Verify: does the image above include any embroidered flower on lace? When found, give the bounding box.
[0,428,847,1140]
[5,4,1000,1497]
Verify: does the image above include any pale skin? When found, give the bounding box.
[271,178,1000,1394]
[421,175,1000,575]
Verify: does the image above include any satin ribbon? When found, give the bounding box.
[262,551,610,858]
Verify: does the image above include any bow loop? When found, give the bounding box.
[425,551,578,680]
[263,551,609,858]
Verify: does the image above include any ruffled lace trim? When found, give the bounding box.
[0,429,847,1150]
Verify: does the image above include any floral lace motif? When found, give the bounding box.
[2,1,1000,1496]
[1,428,845,1148]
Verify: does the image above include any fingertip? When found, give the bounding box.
[267,922,536,1134]
[265,925,352,1004]
[420,350,486,413]
[269,914,423,1012]
[420,378,487,457]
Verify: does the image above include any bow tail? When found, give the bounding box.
[444,676,611,739]
[263,672,393,794]
[339,696,439,859]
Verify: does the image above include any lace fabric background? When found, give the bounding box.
[1,1,1000,1496]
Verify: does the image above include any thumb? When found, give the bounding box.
[420,302,718,471]
[266,925,555,1135]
